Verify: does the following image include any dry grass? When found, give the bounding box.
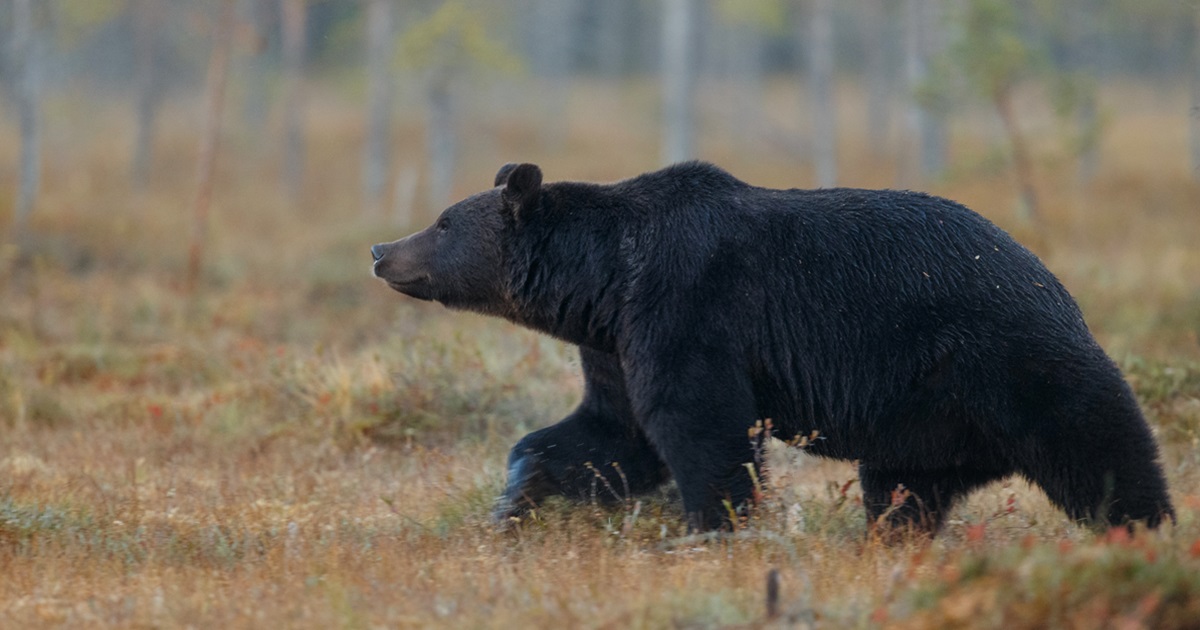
[1,78,1199,628]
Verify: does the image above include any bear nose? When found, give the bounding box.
[370,244,386,262]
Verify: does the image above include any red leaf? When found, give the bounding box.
[1105,527,1131,546]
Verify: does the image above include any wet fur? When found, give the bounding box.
[374,162,1175,534]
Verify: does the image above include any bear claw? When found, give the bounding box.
[492,454,548,525]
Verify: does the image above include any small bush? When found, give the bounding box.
[887,536,1200,629]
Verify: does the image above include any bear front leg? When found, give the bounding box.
[493,348,669,523]
[624,354,761,532]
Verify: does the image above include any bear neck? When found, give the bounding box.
[504,190,625,353]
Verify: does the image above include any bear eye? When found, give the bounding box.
[436,219,450,232]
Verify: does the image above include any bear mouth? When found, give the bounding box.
[384,277,434,301]
[372,262,434,300]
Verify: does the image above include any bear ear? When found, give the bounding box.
[501,163,542,215]
[493,163,518,187]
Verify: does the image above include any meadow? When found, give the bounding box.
[1,81,1199,628]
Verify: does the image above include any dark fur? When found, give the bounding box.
[372,161,1174,535]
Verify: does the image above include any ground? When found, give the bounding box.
[1,80,1199,628]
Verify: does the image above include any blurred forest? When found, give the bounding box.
[1,0,1198,234]
[2,1,1200,627]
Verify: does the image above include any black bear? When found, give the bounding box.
[371,161,1174,535]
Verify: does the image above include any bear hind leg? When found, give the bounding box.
[1018,438,1174,530]
[1011,371,1175,530]
[860,464,1010,539]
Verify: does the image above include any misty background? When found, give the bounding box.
[0,0,1198,283]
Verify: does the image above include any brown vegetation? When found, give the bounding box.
[1,82,1199,627]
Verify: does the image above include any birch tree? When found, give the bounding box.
[529,0,578,147]
[280,0,307,199]
[1068,2,1101,183]
[903,0,948,183]
[946,0,1040,221]
[363,0,394,217]
[10,0,41,239]
[1041,0,1103,184]
[662,0,698,165]
[726,22,764,142]
[1192,0,1200,178]
[713,0,776,144]
[399,0,519,211]
[806,0,837,187]
[425,76,456,214]
[131,0,165,190]
[240,0,273,136]
[594,0,628,77]
[187,0,236,292]
[862,0,892,151]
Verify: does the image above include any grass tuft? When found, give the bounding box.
[0,80,1196,626]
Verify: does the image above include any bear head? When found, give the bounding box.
[371,163,543,315]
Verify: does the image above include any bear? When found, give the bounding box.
[370,161,1174,536]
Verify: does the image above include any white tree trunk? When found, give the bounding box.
[595,0,627,77]
[363,0,393,217]
[716,15,764,145]
[132,0,164,190]
[863,0,891,152]
[1191,2,1200,179]
[903,0,946,183]
[240,0,272,137]
[531,0,577,147]
[280,0,307,199]
[11,0,40,233]
[808,0,837,188]
[1067,0,1100,183]
[392,166,418,229]
[187,0,235,292]
[426,78,457,211]
[662,0,698,165]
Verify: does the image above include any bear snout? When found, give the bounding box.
[370,244,386,262]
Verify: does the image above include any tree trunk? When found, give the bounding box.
[426,78,457,211]
[994,90,1040,223]
[902,0,946,184]
[10,0,41,240]
[531,0,577,148]
[1191,1,1200,179]
[919,0,947,179]
[725,19,764,144]
[808,0,837,188]
[392,165,418,229]
[131,0,164,191]
[902,0,924,185]
[595,0,627,78]
[1068,0,1100,183]
[187,0,235,293]
[863,0,890,152]
[661,0,698,165]
[280,0,307,199]
[363,0,394,218]
[240,0,273,137]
